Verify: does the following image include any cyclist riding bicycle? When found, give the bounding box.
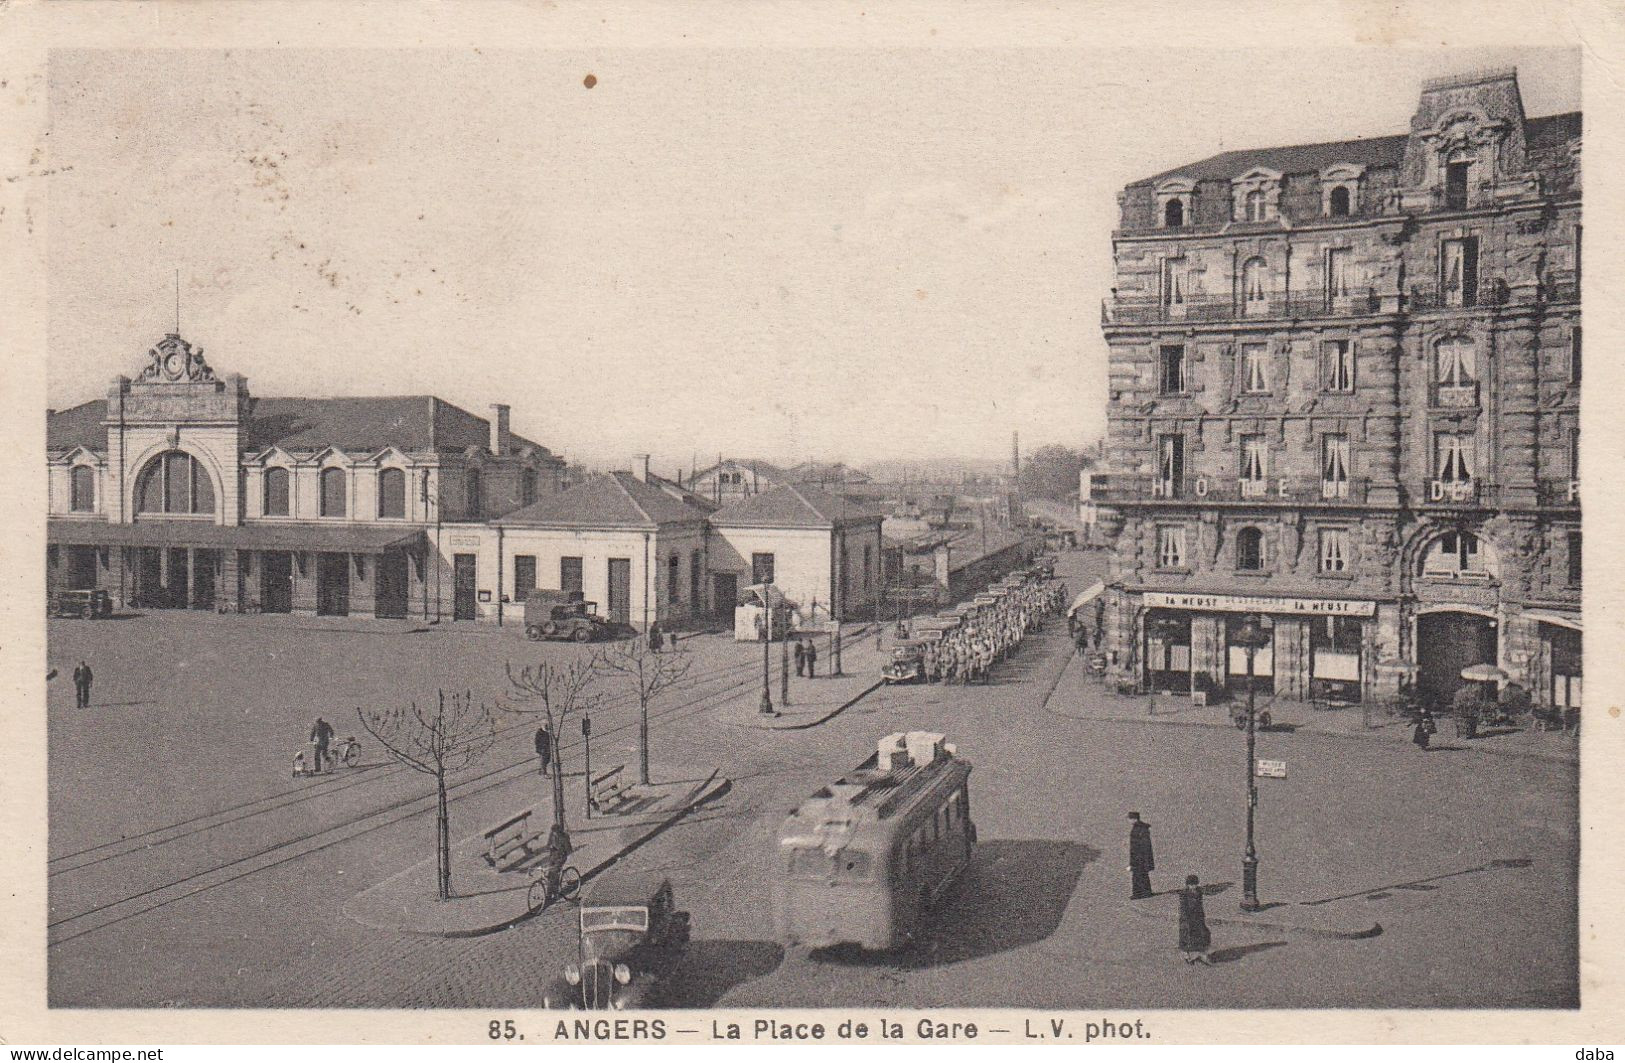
[543,822,574,901]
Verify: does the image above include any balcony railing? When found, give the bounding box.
[1430,381,1480,409]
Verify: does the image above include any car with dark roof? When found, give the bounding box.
[542,873,690,1010]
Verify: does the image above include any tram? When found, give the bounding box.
[773,731,975,951]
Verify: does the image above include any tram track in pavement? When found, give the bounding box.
[49,649,768,877]
[46,652,775,946]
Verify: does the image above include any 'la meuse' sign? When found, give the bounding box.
[1143,592,1377,617]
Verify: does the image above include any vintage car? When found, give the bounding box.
[524,589,615,643]
[51,589,112,619]
[542,873,690,1010]
[881,638,932,684]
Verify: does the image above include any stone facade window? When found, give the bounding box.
[1236,526,1264,571]
[1161,258,1189,308]
[319,466,346,518]
[1322,435,1351,499]
[136,451,215,516]
[70,465,95,512]
[1325,248,1353,302]
[263,467,290,516]
[1441,237,1479,307]
[378,467,406,519]
[1434,431,1476,483]
[1567,531,1582,586]
[1240,343,1270,393]
[1156,434,1185,498]
[1318,528,1350,573]
[1322,340,1355,392]
[1155,525,1187,569]
[1240,434,1269,495]
[1241,258,1270,315]
[561,556,584,593]
[1230,168,1282,222]
[1569,326,1581,385]
[1421,530,1487,579]
[1158,344,1186,394]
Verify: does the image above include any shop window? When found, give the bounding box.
[752,552,776,585]
[1567,531,1581,586]
[1322,339,1355,392]
[1158,345,1186,394]
[135,451,215,516]
[1441,237,1479,307]
[1328,186,1351,217]
[1240,343,1269,393]
[1155,434,1184,498]
[560,556,584,594]
[263,467,290,516]
[1155,526,1187,569]
[1235,527,1264,571]
[378,467,406,519]
[1318,528,1350,574]
[320,467,346,518]
[1241,258,1269,315]
[69,466,95,512]
[1163,198,1184,228]
[1322,435,1350,500]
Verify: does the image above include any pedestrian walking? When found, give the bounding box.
[72,659,93,708]
[794,639,807,677]
[1413,709,1437,751]
[1178,874,1214,965]
[534,722,553,777]
[309,716,335,774]
[648,621,664,653]
[1129,811,1155,899]
[805,639,818,678]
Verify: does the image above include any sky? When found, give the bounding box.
[46,46,1579,474]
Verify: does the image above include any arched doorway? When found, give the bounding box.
[1416,610,1497,706]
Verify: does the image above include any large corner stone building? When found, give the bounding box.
[1093,68,1580,710]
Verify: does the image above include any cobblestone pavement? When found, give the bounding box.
[47,552,1577,1008]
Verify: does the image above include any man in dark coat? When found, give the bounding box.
[805,639,818,678]
[1178,874,1213,964]
[534,723,553,777]
[794,639,807,677]
[72,660,94,708]
[309,716,335,774]
[1129,811,1155,899]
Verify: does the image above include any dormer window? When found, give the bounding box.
[1155,178,1196,230]
[1231,168,1281,223]
[1446,160,1472,210]
[1329,186,1350,216]
[1319,164,1364,219]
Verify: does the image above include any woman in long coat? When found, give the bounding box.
[1178,874,1213,965]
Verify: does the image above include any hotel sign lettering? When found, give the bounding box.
[1144,592,1376,617]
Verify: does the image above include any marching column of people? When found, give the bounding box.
[913,574,1069,687]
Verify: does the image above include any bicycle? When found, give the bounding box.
[527,860,582,912]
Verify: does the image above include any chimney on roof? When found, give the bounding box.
[489,404,511,456]
[633,453,651,482]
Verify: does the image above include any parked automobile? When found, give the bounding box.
[882,638,931,684]
[51,589,112,619]
[524,590,614,643]
[542,873,690,1010]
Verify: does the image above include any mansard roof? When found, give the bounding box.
[1129,111,1579,190]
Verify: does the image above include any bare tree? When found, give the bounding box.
[596,636,693,785]
[504,657,604,833]
[357,689,497,901]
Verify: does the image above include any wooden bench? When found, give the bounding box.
[589,765,630,814]
[482,809,544,872]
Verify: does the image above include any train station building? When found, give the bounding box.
[47,331,566,620]
[1092,68,1581,710]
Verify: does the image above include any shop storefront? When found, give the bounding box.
[1139,591,1378,702]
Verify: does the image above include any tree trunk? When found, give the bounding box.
[436,770,451,901]
[639,698,651,785]
[552,731,568,833]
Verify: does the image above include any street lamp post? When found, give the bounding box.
[1232,614,1271,913]
[759,584,777,716]
[780,622,790,706]
[581,714,593,820]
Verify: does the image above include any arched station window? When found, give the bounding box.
[320,467,347,518]
[70,466,96,512]
[135,451,215,515]
[263,467,290,516]
[378,467,406,519]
